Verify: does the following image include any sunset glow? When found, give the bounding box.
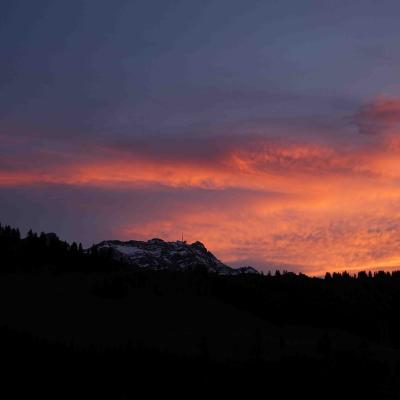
[2,2,400,274]
[3,102,400,275]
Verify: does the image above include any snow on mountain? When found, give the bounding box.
[234,266,259,274]
[93,239,258,275]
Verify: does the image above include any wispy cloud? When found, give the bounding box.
[2,96,400,274]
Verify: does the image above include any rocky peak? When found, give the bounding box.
[93,238,258,275]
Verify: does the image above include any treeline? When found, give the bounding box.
[209,270,400,347]
[0,223,117,272]
[3,222,400,347]
[3,222,400,279]
[268,268,400,281]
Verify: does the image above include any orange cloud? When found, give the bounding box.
[3,97,400,274]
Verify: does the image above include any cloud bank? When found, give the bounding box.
[2,97,400,274]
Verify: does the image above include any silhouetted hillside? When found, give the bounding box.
[1,223,400,398]
[93,237,252,274]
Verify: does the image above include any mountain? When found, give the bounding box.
[93,238,258,275]
[234,266,259,274]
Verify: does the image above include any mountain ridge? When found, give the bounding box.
[94,238,258,275]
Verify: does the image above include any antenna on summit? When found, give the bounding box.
[181,233,184,242]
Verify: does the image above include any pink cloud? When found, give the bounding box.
[2,96,400,274]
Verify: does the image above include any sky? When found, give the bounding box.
[2,0,400,274]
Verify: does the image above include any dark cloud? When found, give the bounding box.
[353,96,400,135]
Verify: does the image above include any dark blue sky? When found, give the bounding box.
[2,0,400,139]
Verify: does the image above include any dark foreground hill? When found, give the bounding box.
[1,223,400,398]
